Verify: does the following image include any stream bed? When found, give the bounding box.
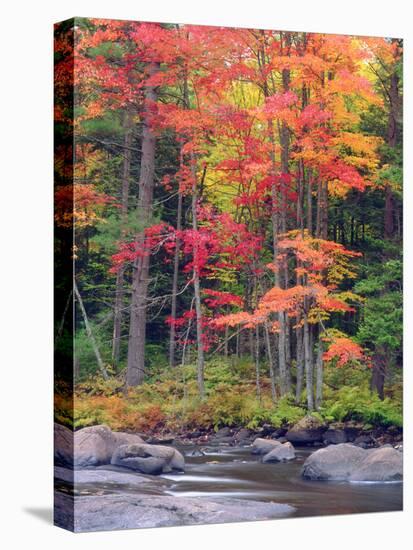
[70,444,402,519]
[162,445,403,517]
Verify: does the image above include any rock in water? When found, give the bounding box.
[54,423,73,467]
[54,466,160,488]
[111,443,185,474]
[302,443,366,480]
[301,443,403,482]
[286,415,327,444]
[262,442,295,463]
[113,431,144,448]
[349,447,403,482]
[322,428,348,445]
[251,437,282,455]
[73,425,117,467]
[54,423,145,468]
[54,492,295,532]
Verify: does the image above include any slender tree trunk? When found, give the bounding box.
[255,325,261,402]
[126,62,159,387]
[307,170,313,235]
[112,109,132,368]
[191,161,206,398]
[371,350,386,400]
[278,40,292,394]
[303,314,314,411]
[74,281,108,380]
[224,324,229,358]
[315,332,324,409]
[295,325,304,403]
[264,322,277,402]
[384,62,400,239]
[168,190,183,368]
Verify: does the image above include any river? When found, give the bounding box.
[73,444,402,518]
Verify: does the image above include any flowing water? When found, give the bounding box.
[160,445,403,517]
[70,444,402,518]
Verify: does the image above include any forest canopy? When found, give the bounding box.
[54,20,402,432]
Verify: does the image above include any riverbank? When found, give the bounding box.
[54,442,402,532]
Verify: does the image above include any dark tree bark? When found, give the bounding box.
[315,332,324,409]
[255,324,261,402]
[191,163,206,398]
[168,189,183,368]
[112,109,132,368]
[295,325,304,403]
[126,62,159,387]
[303,313,314,411]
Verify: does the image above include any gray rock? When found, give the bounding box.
[270,428,288,439]
[215,427,232,437]
[349,447,403,482]
[262,442,295,463]
[54,423,73,467]
[113,432,144,447]
[251,437,282,455]
[54,492,295,532]
[54,466,153,487]
[235,428,253,442]
[302,443,403,482]
[301,443,367,480]
[55,424,145,468]
[74,425,116,467]
[286,415,327,444]
[322,429,348,445]
[111,443,185,475]
[353,434,375,449]
[344,426,360,442]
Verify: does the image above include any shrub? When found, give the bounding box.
[320,386,402,427]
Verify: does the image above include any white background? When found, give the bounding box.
[0,0,411,547]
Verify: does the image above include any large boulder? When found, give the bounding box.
[55,424,149,468]
[301,443,403,482]
[113,431,144,447]
[251,437,282,455]
[55,492,295,532]
[286,415,327,444]
[302,443,367,480]
[54,423,74,467]
[349,447,403,482]
[262,442,295,463]
[74,425,117,467]
[111,443,185,475]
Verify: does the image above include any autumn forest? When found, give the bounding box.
[54,19,403,436]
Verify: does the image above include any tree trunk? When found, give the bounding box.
[255,324,261,402]
[315,333,324,409]
[295,325,304,403]
[303,314,314,411]
[264,321,277,402]
[74,281,108,380]
[112,109,132,368]
[191,162,206,398]
[168,189,183,368]
[384,54,400,239]
[126,62,159,387]
[371,350,386,400]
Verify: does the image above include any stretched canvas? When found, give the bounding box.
[54,17,403,532]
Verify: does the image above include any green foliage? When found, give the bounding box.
[355,258,402,354]
[321,386,402,427]
[246,396,306,430]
